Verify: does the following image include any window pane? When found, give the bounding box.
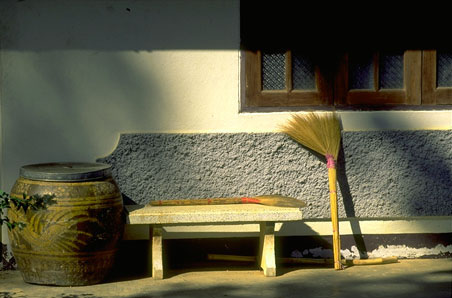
[262,51,286,90]
[292,52,315,90]
[379,52,404,89]
[349,52,374,90]
[437,51,452,87]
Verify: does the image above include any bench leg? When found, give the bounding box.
[150,225,164,279]
[258,222,276,277]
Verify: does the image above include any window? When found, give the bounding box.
[245,50,332,107]
[241,3,452,109]
[335,50,422,106]
[423,50,452,105]
[244,49,452,109]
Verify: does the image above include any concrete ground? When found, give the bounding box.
[0,259,451,298]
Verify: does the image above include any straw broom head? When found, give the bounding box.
[280,112,341,161]
[280,111,343,270]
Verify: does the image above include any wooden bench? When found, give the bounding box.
[125,204,303,279]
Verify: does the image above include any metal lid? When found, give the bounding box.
[20,162,112,182]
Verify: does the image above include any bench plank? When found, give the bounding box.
[126,204,303,224]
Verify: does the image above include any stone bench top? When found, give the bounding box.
[125,204,303,225]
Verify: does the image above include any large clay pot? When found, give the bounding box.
[7,162,124,286]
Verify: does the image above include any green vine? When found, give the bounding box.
[0,191,56,230]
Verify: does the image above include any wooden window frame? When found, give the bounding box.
[244,49,452,108]
[422,50,452,105]
[335,50,422,106]
[244,50,332,108]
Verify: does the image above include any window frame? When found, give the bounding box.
[244,50,332,108]
[335,50,422,106]
[422,50,452,105]
[243,49,452,109]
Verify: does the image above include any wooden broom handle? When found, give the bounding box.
[207,254,399,266]
[327,155,343,270]
[150,197,261,206]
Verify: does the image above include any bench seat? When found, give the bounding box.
[125,204,303,279]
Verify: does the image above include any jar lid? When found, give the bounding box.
[20,162,112,182]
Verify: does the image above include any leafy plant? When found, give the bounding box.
[0,191,56,230]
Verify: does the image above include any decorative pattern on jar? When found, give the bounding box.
[8,163,124,286]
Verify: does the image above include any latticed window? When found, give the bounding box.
[241,3,452,109]
[245,50,332,107]
[244,48,452,108]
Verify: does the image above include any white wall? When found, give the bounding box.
[2,0,452,191]
[0,0,244,190]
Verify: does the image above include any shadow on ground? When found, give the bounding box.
[1,259,451,298]
[126,264,452,298]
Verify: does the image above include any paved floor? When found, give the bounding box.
[1,259,451,298]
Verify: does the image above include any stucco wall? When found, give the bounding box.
[98,131,452,218]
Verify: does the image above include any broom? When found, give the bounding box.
[148,195,307,208]
[207,254,398,266]
[280,112,343,270]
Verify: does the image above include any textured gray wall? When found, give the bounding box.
[98,131,452,218]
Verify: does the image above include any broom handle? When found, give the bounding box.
[327,155,343,270]
[207,254,398,266]
[150,197,261,206]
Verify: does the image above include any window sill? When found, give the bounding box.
[238,109,452,132]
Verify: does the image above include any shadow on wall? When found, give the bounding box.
[363,115,452,217]
[0,0,239,189]
[337,115,452,255]
[0,0,238,51]
[337,115,452,218]
[4,52,166,159]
